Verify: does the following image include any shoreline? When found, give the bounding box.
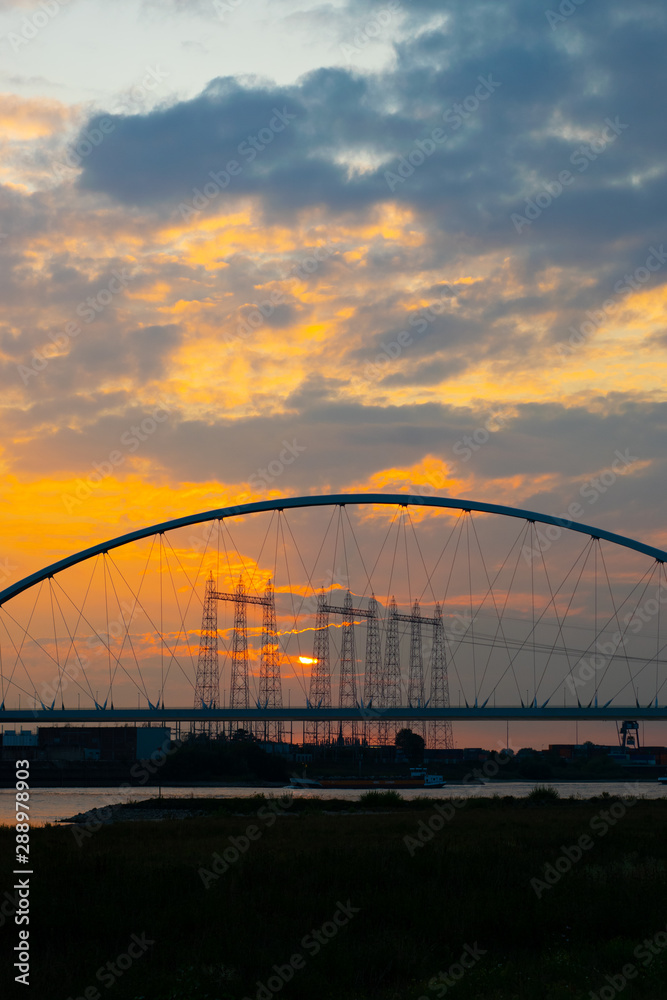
[0,777,289,789]
[1,774,663,790]
[57,786,667,826]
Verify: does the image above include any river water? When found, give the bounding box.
[0,780,665,825]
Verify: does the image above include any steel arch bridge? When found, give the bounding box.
[1,493,667,738]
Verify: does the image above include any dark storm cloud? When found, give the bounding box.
[2,0,662,354]
[74,3,665,234]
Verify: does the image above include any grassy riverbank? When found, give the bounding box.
[4,793,667,999]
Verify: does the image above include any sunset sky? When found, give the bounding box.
[1,0,666,748]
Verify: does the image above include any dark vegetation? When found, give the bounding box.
[4,794,667,999]
[158,730,290,783]
[394,727,426,762]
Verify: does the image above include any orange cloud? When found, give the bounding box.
[0,93,75,139]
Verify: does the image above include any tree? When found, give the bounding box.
[230,728,257,742]
[394,728,425,762]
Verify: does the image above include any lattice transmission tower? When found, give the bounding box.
[257,581,283,743]
[320,590,373,744]
[379,596,402,746]
[338,591,358,743]
[428,603,454,750]
[407,599,426,741]
[193,572,220,735]
[385,599,455,749]
[306,593,332,744]
[390,598,427,742]
[194,575,280,740]
[362,594,382,745]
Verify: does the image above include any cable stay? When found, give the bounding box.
[0,497,666,730]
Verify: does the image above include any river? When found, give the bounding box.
[0,780,665,825]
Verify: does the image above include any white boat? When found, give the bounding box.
[423,774,447,788]
[292,769,447,789]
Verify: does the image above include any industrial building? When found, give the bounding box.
[549,743,667,766]
[0,725,172,762]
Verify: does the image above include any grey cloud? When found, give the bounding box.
[68,0,667,291]
[5,392,663,498]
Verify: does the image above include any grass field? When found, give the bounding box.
[3,792,667,1000]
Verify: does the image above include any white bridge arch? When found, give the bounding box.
[1,493,666,733]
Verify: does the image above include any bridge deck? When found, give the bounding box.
[1,706,665,722]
